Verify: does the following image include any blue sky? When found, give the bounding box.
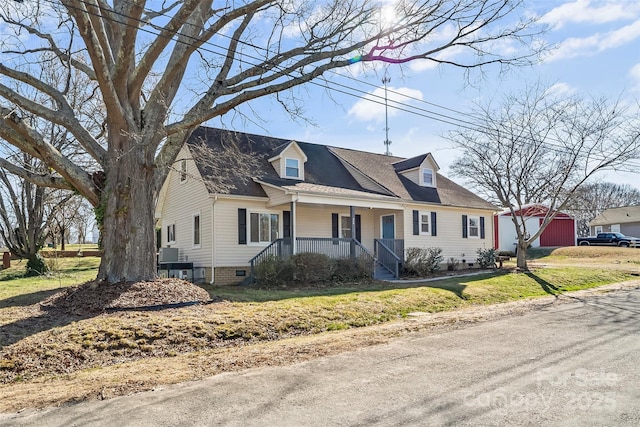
[209,0,640,189]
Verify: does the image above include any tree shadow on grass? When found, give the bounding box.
[525,272,560,295]
[0,281,131,350]
[0,288,63,309]
[205,274,483,303]
[420,282,468,299]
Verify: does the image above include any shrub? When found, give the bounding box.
[446,257,460,271]
[290,253,333,283]
[254,255,292,287]
[476,248,498,269]
[332,256,373,282]
[403,247,443,276]
[25,254,49,277]
[255,252,374,287]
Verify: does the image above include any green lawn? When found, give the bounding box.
[1,248,638,411]
[0,257,100,304]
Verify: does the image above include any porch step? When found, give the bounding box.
[374,265,396,281]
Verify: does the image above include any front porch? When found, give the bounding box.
[249,237,405,281]
[246,186,409,282]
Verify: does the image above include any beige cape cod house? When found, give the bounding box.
[155,127,497,285]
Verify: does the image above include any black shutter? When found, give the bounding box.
[283,211,291,238]
[355,214,362,242]
[238,208,247,244]
[431,212,437,236]
[413,210,419,235]
[480,216,485,239]
[462,215,468,238]
[332,213,339,238]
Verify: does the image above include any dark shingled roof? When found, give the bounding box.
[186,127,496,210]
[392,153,429,172]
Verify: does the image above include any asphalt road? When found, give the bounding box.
[2,287,640,426]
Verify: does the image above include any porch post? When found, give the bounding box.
[291,200,297,255]
[350,206,356,259]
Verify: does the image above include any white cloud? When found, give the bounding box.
[630,63,640,92]
[541,0,640,29]
[545,19,640,61]
[545,82,578,97]
[348,86,423,123]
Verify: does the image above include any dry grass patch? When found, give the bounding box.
[530,246,640,267]
[1,253,639,412]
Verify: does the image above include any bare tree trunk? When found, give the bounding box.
[516,241,528,270]
[97,135,157,283]
[60,227,66,250]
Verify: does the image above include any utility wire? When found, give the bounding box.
[10,0,640,167]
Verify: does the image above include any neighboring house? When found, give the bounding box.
[155,127,498,285]
[494,205,576,252]
[589,206,640,237]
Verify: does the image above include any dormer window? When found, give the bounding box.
[285,158,300,178]
[269,141,307,180]
[421,168,434,187]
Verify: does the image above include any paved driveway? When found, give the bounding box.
[2,287,640,426]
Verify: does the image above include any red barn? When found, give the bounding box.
[494,205,576,252]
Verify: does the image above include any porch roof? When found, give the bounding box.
[256,178,405,209]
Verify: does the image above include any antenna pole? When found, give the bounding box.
[382,72,392,156]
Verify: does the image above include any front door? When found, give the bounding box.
[381,215,395,239]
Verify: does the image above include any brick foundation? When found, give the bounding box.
[213,266,250,286]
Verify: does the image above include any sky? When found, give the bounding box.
[208,0,640,190]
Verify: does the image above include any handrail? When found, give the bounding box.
[249,237,376,281]
[374,239,402,279]
[249,237,292,280]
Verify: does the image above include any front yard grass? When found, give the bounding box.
[0,248,639,411]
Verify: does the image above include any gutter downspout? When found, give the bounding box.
[210,194,218,284]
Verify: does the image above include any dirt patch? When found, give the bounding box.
[39,278,211,315]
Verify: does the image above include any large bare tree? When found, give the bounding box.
[565,181,640,237]
[449,85,640,269]
[0,0,547,283]
[0,154,75,274]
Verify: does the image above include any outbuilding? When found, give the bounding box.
[493,204,576,253]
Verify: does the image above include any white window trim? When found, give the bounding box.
[594,226,603,234]
[611,224,621,233]
[420,167,435,187]
[419,211,431,236]
[192,212,201,248]
[167,223,176,244]
[179,159,187,183]
[467,215,480,239]
[284,157,300,179]
[248,210,280,246]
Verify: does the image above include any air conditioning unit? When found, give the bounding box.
[159,247,179,263]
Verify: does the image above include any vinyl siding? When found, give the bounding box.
[213,198,282,267]
[403,205,495,261]
[261,185,292,206]
[400,168,420,185]
[269,157,282,176]
[157,145,213,267]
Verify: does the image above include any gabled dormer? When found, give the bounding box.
[392,153,440,188]
[268,140,308,180]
